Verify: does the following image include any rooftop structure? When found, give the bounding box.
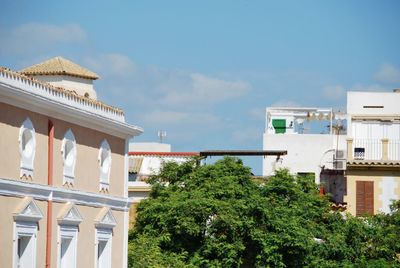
[0,65,139,132]
[19,56,100,100]
[20,56,99,80]
[263,107,347,184]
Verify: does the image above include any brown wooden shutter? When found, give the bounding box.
[356,181,374,216]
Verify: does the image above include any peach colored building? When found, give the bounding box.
[0,57,143,268]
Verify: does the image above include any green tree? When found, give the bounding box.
[129,157,400,267]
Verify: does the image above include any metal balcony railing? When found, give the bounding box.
[353,139,382,160]
[388,140,400,161]
[347,138,400,161]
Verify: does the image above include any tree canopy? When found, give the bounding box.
[128,157,400,267]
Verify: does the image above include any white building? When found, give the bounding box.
[345,90,400,215]
[262,107,347,185]
[127,142,199,226]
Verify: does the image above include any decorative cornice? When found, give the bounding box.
[13,197,44,222]
[351,115,400,121]
[0,70,143,139]
[95,207,117,229]
[0,178,131,211]
[58,202,83,226]
[1,68,120,117]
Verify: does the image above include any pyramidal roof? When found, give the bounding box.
[20,56,99,80]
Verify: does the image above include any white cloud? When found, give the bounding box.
[270,100,300,107]
[142,110,189,125]
[349,84,386,92]
[84,54,136,77]
[248,107,265,121]
[374,63,400,84]
[322,85,346,101]
[231,127,261,143]
[159,73,251,107]
[0,23,87,55]
[142,110,222,126]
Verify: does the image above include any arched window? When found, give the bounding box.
[99,140,111,191]
[19,117,36,179]
[62,129,77,185]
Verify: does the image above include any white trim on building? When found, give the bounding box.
[0,178,131,211]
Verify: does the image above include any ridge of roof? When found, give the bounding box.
[19,56,99,80]
[0,67,123,115]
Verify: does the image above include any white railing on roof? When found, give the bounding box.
[0,69,125,122]
[351,139,400,161]
[353,139,382,160]
[388,140,400,161]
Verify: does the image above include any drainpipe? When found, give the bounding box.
[46,120,54,268]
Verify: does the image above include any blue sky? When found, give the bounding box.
[1,0,400,174]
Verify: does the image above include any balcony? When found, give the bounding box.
[347,138,400,162]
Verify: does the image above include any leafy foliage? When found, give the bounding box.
[129,157,400,267]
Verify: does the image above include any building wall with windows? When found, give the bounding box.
[345,169,400,215]
[0,103,126,195]
[345,91,400,216]
[0,196,47,267]
[0,58,142,268]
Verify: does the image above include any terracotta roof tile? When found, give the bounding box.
[20,56,99,80]
[347,160,400,166]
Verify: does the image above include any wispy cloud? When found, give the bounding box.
[82,53,252,146]
[374,63,400,84]
[231,127,261,143]
[270,100,300,107]
[142,110,189,125]
[248,107,265,121]
[0,23,87,55]
[159,73,251,107]
[84,54,136,77]
[322,85,346,101]
[349,83,386,92]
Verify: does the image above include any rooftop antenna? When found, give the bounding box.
[158,130,167,143]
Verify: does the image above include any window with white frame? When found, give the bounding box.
[14,222,38,268]
[95,208,116,268]
[19,117,36,179]
[96,229,112,268]
[62,129,77,185]
[57,203,82,268]
[99,140,112,191]
[59,226,78,268]
[13,198,43,268]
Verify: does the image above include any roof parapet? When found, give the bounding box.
[0,67,125,122]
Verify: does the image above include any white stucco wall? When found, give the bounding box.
[379,177,398,214]
[347,91,400,160]
[129,142,171,153]
[136,155,191,176]
[263,133,346,183]
[34,75,97,99]
[347,91,400,116]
